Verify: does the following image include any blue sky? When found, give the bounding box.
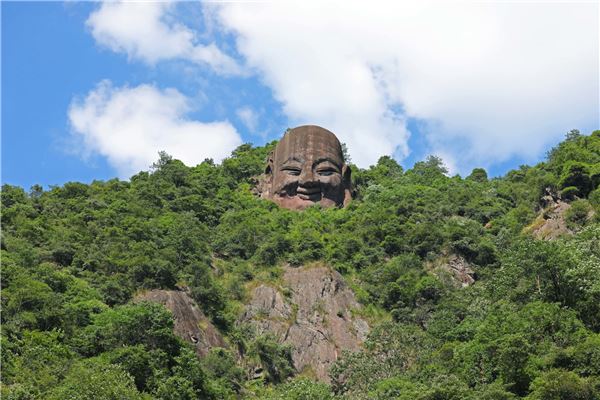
[2,2,598,189]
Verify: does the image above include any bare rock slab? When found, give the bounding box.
[135,288,226,357]
[242,266,369,382]
[526,200,572,240]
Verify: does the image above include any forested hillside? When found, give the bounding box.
[2,130,600,399]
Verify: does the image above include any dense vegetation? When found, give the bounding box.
[2,130,600,399]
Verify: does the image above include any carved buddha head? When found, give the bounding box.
[261,125,352,210]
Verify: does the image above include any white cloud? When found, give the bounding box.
[68,80,242,178]
[212,1,598,171]
[87,2,242,75]
[236,106,259,132]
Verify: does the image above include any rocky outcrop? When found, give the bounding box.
[526,190,572,240]
[135,289,226,357]
[241,266,369,382]
[531,201,572,240]
[433,254,476,287]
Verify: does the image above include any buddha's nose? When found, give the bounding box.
[298,168,317,187]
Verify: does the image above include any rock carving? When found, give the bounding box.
[259,125,352,210]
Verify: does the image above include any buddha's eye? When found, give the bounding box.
[282,167,301,176]
[317,169,337,176]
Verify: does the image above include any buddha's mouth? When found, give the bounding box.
[296,187,321,200]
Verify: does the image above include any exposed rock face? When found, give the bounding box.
[439,254,475,287]
[135,289,226,357]
[527,194,572,240]
[241,266,369,382]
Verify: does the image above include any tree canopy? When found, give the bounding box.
[2,130,599,399]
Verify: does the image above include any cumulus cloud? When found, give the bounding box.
[87,2,242,75]
[68,81,242,178]
[213,1,598,171]
[236,106,259,132]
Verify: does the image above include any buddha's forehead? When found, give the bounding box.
[274,126,344,166]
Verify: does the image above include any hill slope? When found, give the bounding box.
[2,130,600,399]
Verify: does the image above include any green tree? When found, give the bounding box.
[526,369,597,400]
[467,168,488,182]
[251,334,295,384]
[48,359,147,400]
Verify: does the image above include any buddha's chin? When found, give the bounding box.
[274,195,337,210]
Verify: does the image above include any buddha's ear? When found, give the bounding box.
[342,164,352,184]
[342,164,353,206]
[265,151,275,175]
[257,151,275,199]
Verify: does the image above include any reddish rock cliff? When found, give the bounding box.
[135,288,226,357]
[241,266,369,381]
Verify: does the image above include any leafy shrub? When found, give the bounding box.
[561,186,580,200]
[47,359,145,400]
[526,369,598,400]
[565,200,592,229]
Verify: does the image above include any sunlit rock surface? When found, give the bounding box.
[241,266,369,381]
[135,288,226,357]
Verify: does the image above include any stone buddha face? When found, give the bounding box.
[261,125,352,210]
